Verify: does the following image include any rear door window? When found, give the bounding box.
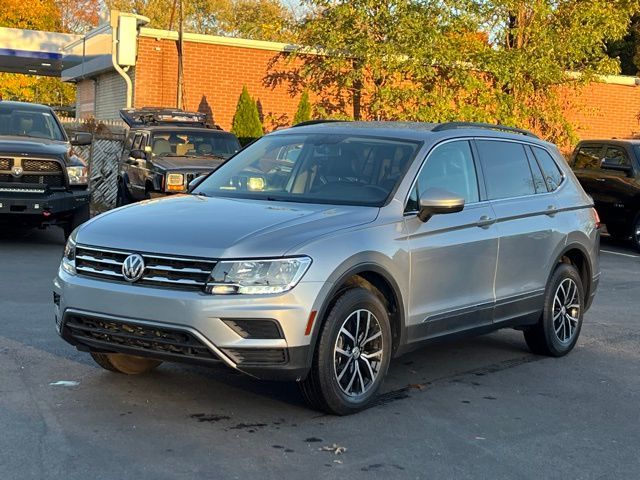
[476,140,536,200]
[603,146,631,167]
[531,147,564,191]
[573,144,602,170]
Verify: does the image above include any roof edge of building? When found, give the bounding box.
[139,27,298,53]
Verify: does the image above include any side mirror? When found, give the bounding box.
[418,188,465,222]
[188,174,207,193]
[601,158,632,175]
[70,132,92,146]
[130,149,146,160]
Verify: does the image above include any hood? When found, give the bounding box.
[153,156,226,171]
[77,195,378,258]
[0,136,69,157]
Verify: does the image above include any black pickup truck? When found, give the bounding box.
[117,108,241,204]
[0,101,92,238]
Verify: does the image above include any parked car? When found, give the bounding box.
[117,108,241,205]
[0,100,92,238]
[569,139,640,250]
[54,121,600,415]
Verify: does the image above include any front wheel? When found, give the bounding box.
[62,204,90,240]
[524,263,584,357]
[299,287,391,415]
[90,352,162,374]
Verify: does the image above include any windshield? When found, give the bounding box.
[193,133,421,207]
[0,105,65,141]
[151,131,240,158]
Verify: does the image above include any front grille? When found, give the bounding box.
[75,245,216,291]
[22,159,63,172]
[0,157,65,189]
[64,313,218,361]
[21,174,65,187]
[222,348,287,365]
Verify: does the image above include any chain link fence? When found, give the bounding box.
[73,133,124,211]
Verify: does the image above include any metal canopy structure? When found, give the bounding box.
[0,27,80,77]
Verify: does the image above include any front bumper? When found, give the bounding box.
[53,268,330,381]
[0,188,89,219]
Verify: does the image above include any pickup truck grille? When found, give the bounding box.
[75,245,216,291]
[0,157,65,190]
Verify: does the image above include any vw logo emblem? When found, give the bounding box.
[11,166,23,177]
[122,253,145,282]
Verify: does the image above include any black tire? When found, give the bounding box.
[116,179,130,207]
[632,214,640,252]
[299,287,392,415]
[524,263,584,357]
[62,204,90,240]
[605,223,629,241]
[90,352,162,374]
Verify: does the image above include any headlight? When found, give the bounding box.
[66,166,88,185]
[206,257,312,295]
[61,234,77,275]
[166,173,185,192]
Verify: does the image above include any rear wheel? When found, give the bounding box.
[632,215,640,252]
[524,263,584,357]
[90,352,162,374]
[299,287,391,415]
[62,204,90,240]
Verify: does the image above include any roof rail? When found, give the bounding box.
[292,119,349,128]
[432,122,539,139]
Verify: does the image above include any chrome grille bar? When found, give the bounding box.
[75,245,216,291]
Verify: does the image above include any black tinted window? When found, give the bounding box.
[574,145,602,170]
[477,140,536,200]
[603,146,631,167]
[526,150,548,193]
[532,147,564,191]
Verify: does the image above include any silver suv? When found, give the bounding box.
[54,121,600,415]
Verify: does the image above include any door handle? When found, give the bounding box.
[476,215,496,228]
[545,205,557,216]
[595,178,606,182]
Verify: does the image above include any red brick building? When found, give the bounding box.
[68,13,640,143]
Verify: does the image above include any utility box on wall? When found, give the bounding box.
[117,15,137,67]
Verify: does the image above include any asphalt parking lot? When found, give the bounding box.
[1,227,639,480]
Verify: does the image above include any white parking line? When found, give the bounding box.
[601,249,640,259]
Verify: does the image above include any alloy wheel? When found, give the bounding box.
[552,278,581,344]
[333,309,384,397]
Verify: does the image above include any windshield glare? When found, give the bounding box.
[194,133,421,207]
[151,131,240,158]
[0,105,65,141]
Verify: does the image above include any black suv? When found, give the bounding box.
[570,140,640,250]
[0,101,92,238]
[117,109,241,205]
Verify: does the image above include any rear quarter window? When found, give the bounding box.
[532,147,564,191]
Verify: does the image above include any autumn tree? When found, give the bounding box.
[106,0,294,41]
[290,0,639,143]
[0,0,75,106]
[472,0,640,143]
[56,0,101,33]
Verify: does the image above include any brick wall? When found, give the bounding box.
[562,81,640,141]
[135,36,303,131]
[134,35,640,141]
